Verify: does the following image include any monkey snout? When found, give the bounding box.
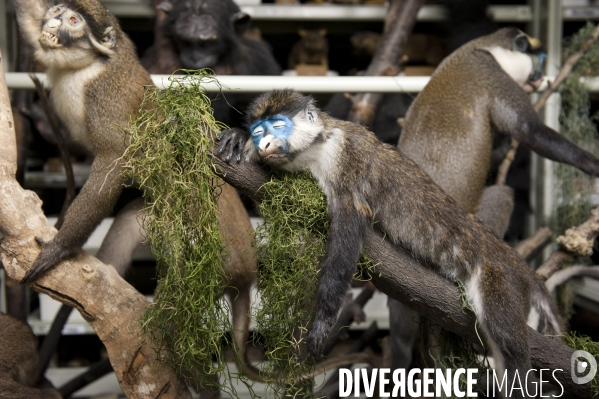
[258,136,288,158]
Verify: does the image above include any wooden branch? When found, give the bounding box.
[496,24,599,185]
[347,0,423,126]
[210,148,593,398]
[0,50,189,399]
[515,226,553,262]
[537,207,599,280]
[545,265,599,293]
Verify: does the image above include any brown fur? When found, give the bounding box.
[399,27,599,218]
[288,29,328,69]
[0,313,62,398]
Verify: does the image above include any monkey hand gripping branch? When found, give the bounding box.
[218,89,564,399]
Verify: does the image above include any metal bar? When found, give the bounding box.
[97,2,532,22]
[7,72,598,93]
[5,73,432,92]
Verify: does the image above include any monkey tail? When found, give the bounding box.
[528,278,563,337]
[229,285,267,383]
[230,287,377,383]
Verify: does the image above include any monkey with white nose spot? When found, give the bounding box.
[13,0,263,384]
[218,89,562,399]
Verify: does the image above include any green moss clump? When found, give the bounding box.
[252,170,328,397]
[123,70,240,392]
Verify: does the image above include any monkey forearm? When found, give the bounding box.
[22,161,124,283]
[517,123,599,177]
[307,207,367,356]
[12,0,47,51]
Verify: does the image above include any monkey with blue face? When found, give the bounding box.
[218,89,562,398]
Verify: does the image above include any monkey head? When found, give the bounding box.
[244,90,325,170]
[297,28,328,53]
[37,0,118,68]
[158,0,250,69]
[482,27,546,92]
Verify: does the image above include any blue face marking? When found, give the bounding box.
[531,52,546,81]
[249,115,294,150]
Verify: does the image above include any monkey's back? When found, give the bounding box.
[84,35,153,154]
[399,28,526,213]
[340,122,534,306]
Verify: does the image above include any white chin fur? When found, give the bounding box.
[485,46,534,87]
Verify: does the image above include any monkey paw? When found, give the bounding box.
[21,237,71,284]
[306,322,328,359]
[217,128,247,163]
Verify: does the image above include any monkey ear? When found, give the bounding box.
[90,26,116,56]
[156,0,173,13]
[298,29,306,37]
[231,12,250,35]
[306,106,318,123]
[513,34,529,53]
[319,29,327,37]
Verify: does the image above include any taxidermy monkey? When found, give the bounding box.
[13,0,261,383]
[13,0,153,283]
[0,313,62,398]
[288,29,329,69]
[218,89,562,396]
[399,27,599,229]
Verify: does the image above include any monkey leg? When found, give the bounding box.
[226,283,265,382]
[464,272,533,399]
[95,197,146,275]
[216,183,261,381]
[474,185,514,239]
[387,298,419,370]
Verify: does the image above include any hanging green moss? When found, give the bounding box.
[252,170,378,397]
[252,170,327,397]
[564,332,599,397]
[122,70,242,392]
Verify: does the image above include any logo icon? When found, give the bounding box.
[571,350,597,385]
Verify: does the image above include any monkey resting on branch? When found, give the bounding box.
[216,89,595,398]
[0,50,192,396]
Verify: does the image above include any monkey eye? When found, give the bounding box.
[252,126,264,137]
[70,16,79,25]
[272,121,286,129]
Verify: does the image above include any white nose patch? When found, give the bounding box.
[259,135,274,152]
[45,18,61,28]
